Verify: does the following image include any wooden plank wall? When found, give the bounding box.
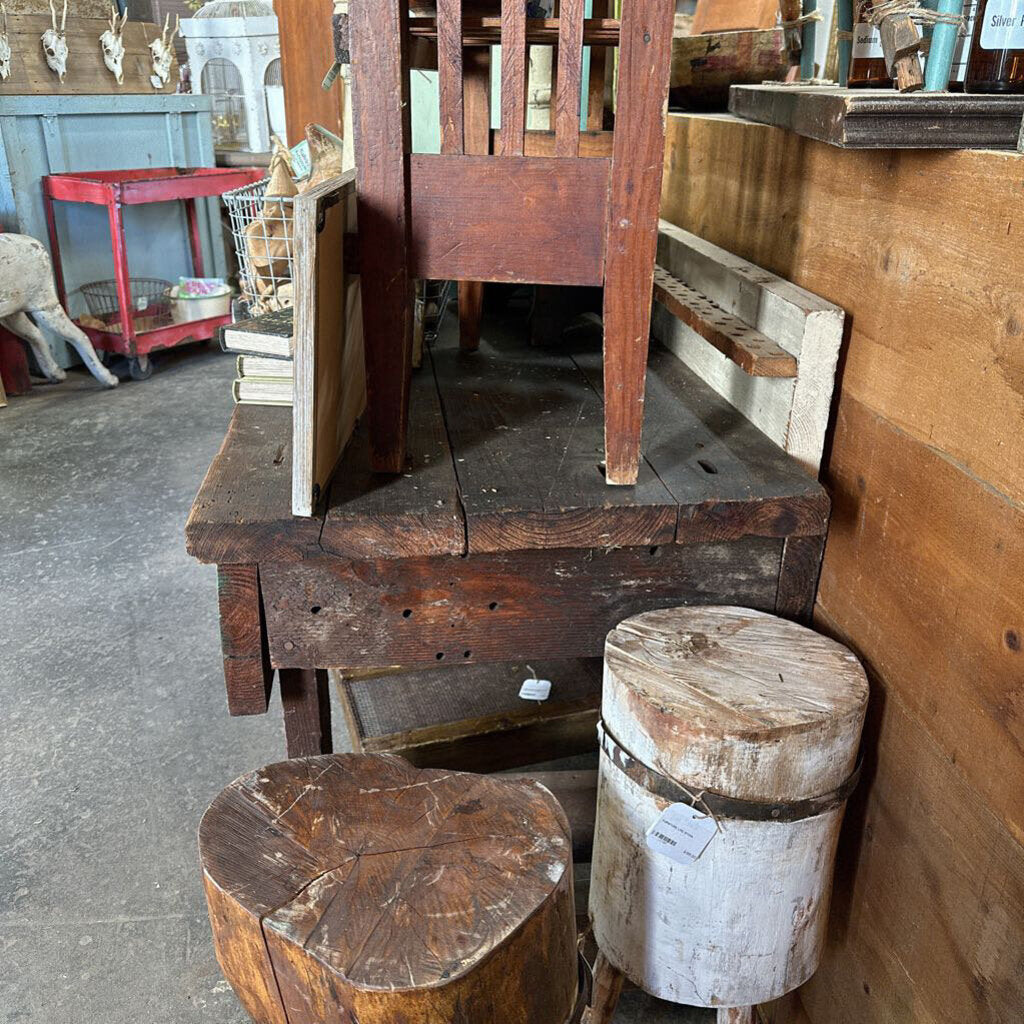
[274,0,344,146]
[660,113,1024,1023]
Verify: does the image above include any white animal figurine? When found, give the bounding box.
[149,13,177,88]
[0,234,118,389]
[0,3,12,81]
[100,4,128,85]
[41,0,68,83]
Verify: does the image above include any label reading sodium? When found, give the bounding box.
[852,22,885,59]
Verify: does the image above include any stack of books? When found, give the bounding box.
[222,308,294,407]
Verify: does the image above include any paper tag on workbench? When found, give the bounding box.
[519,678,552,701]
[646,803,717,865]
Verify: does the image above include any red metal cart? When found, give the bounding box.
[42,167,263,379]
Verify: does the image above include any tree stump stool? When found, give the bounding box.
[200,754,584,1024]
[588,606,869,1022]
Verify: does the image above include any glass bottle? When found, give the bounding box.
[848,0,893,86]
[966,0,1024,91]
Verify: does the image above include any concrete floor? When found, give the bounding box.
[0,346,708,1023]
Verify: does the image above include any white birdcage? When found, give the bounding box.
[180,0,285,154]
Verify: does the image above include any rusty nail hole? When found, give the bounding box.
[310,605,322,615]
[402,608,412,618]
[697,459,718,475]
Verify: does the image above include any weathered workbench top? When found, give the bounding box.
[188,324,826,563]
[186,321,829,756]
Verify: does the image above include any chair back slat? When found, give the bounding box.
[586,0,609,130]
[499,0,528,156]
[438,0,465,154]
[555,0,585,156]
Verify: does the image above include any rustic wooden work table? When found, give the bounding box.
[186,323,829,757]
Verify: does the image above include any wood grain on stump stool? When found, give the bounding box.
[200,754,579,1024]
[590,606,868,1014]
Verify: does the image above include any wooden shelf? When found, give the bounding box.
[729,83,1024,149]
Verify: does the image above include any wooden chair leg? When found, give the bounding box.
[585,951,624,1024]
[458,281,484,351]
[280,668,333,758]
[351,0,414,473]
[602,281,651,486]
[717,1007,756,1024]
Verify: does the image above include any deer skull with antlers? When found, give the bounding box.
[41,0,68,82]
[149,13,177,88]
[100,4,128,85]
[0,3,11,81]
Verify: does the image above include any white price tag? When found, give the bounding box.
[646,803,717,865]
[519,678,552,701]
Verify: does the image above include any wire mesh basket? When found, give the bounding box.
[80,278,172,319]
[223,177,295,317]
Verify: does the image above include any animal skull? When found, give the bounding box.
[0,3,11,82]
[149,13,178,88]
[100,5,128,85]
[41,0,68,83]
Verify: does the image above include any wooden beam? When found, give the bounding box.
[555,0,585,157]
[408,155,610,286]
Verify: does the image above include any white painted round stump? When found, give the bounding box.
[589,606,868,1011]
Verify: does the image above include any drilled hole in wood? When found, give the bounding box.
[310,605,322,615]
[463,650,472,659]
[436,652,445,661]
[402,608,412,619]
[698,459,718,475]
[488,601,499,611]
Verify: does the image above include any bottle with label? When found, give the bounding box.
[848,0,893,86]
[966,0,1024,90]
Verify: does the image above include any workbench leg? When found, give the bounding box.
[280,668,333,758]
[585,951,624,1024]
[776,533,827,624]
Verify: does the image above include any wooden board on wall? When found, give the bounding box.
[661,113,1024,504]
[660,111,1024,1024]
[653,219,844,476]
[0,16,179,95]
[292,171,365,517]
[274,0,344,146]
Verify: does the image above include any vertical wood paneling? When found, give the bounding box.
[437,0,464,154]
[499,0,528,155]
[601,0,675,483]
[276,0,344,146]
[555,0,585,156]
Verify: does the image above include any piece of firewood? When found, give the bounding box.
[199,754,580,1024]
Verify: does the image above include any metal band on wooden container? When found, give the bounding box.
[598,721,861,823]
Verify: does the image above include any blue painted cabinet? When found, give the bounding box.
[0,94,228,367]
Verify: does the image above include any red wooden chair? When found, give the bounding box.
[349,1,674,485]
